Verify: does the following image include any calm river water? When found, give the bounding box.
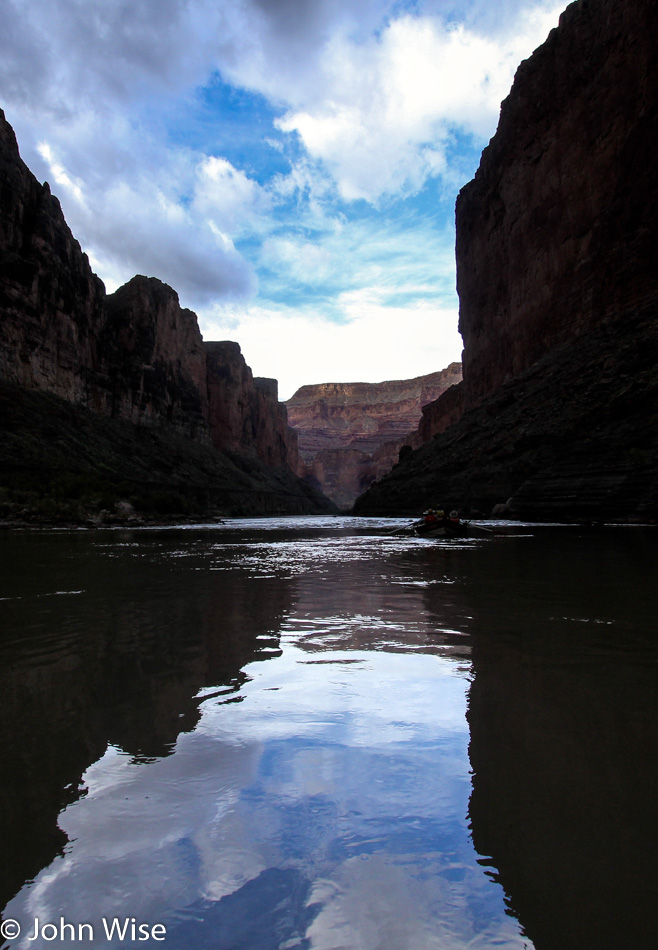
[1,517,657,950]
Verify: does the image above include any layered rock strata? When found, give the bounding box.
[286,365,461,509]
[0,114,106,404]
[206,342,298,471]
[0,107,326,517]
[355,0,658,520]
[456,0,658,412]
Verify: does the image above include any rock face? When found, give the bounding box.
[100,276,209,439]
[417,379,464,442]
[286,365,462,508]
[355,0,658,521]
[0,107,326,518]
[0,113,106,404]
[456,0,658,412]
[206,342,298,471]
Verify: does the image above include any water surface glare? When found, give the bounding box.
[1,516,657,949]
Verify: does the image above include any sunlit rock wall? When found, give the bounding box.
[287,365,462,508]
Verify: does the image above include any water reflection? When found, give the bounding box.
[0,529,294,911]
[28,645,491,950]
[454,528,658,950]
[1,519,656,949]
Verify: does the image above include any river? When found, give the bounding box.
[1,517,656,949]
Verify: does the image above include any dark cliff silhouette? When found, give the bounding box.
[0,108,333,521]
[355,0,658,520]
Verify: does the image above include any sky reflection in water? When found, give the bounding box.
[39,648,507,950]
[7,516,656,948]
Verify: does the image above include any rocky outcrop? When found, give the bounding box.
[206,342,298,470]
[0,107,329,518]
[456,0,658,412]
[99,275,209,439]
[417,380,464,442]
[0,112,106,403]
[355,312,658,518]
[0,380,334,522]
[355,0,658,521]
[286,365,461,508]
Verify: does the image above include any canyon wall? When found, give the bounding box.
[417,379,464,442]
[206,342,298,471]
[355,0,658,520]
[0,113,106,405]
[456,0,658,412]
[0,107,326,519]
[286,365,461,508]
[100,275,209,439]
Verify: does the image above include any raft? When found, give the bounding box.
[412,517,469,539]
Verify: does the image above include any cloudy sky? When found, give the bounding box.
[1,0,565,398]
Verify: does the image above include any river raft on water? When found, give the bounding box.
[0,516,656,950]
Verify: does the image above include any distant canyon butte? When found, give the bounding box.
[285,365,462,510]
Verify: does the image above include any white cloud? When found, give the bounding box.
[200,292,463,401]
[193,156,272,235]
[241,0,565,207]
[260,236,335,285]
[257,210,459,298]
[0,1,276,304]
[36,142,88,207]
[1,0,566,386]
[33,121,258,302]
[0,0,222,113]
[274,3,565,202]
[213,0,397,106]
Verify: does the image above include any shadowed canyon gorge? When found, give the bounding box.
[0,109,332,522]
[2,0,658,523]
[2,3,658,944]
